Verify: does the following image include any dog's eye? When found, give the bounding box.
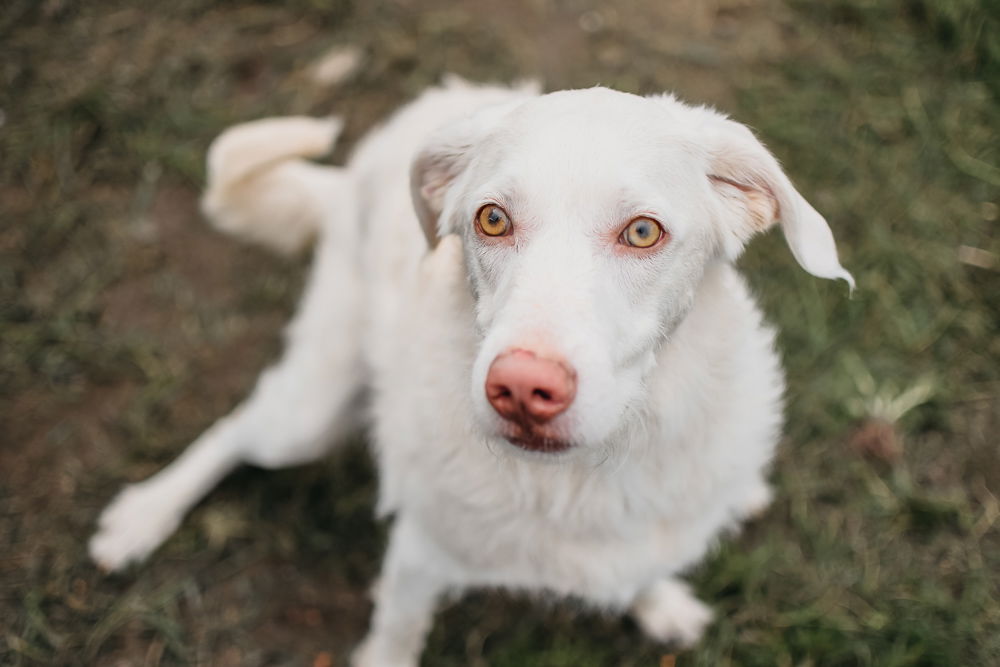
[476,205,512,237]
[620,217,664,249]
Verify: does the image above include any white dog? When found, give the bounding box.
[90,77,852,665]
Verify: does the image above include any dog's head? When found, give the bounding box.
[411,87,852,458]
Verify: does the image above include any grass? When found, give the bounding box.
[1,0,997,664]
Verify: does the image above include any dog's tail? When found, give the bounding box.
[201,116,348,255]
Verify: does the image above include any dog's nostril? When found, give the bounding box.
[532,388,552,401]
[487,382,516,408]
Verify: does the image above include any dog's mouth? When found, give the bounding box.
[502,431,574,454]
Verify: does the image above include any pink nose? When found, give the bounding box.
[485,349,576,424]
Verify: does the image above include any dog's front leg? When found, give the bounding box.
[353,517,458,667]
[89,236,365,572]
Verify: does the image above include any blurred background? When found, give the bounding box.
[1,0,997,665]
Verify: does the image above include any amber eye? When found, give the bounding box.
[620,217,663,249]
[476,204,512,237]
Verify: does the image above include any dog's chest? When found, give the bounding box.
[376,412,720,592]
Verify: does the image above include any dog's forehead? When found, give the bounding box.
[474,89,708,218]
[510,87,656,124]
[497,88,674,157]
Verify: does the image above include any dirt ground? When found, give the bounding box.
[2,0,998,665]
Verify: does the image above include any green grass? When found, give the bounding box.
[1,0,997,665]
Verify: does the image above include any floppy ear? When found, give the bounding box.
[410,125,478,249]
[706,118,854,288]
[410,92,535,248]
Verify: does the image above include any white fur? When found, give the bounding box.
[90,78,852,665]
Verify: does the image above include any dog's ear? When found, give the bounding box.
[411,97,530,248]
[410,124,478,249]
[704,116,854,288]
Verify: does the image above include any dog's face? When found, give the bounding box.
[412,87,852,457]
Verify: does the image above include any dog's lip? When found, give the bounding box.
[492,407,575,453]
[503,432,574,454]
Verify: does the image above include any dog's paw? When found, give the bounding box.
[89,483,181,572]
[632,579,713,648]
